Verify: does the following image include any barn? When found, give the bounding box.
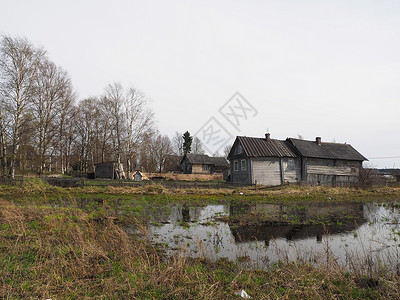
[228,134,367,186]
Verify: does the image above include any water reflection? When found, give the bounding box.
[147,202,400,270]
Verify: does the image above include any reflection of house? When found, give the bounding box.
[230,203,365,243]
[180,154,229,175]
[228,133,367,186]
[232,223,361,244]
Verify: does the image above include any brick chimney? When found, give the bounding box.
[265,133,271,141]
[316,137,322,145]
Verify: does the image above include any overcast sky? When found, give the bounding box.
[1,0,399,168]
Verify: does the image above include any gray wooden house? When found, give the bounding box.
[227,134,300,185]
[227,134,367,186]
[287,137,367,185]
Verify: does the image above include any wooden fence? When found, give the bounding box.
[0,175,24,186]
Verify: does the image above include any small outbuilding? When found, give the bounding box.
[95,162,126,179]
[133,170,143,181]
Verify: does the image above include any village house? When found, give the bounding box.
[227,133,367,186]
[180,153,229,175]
[378,169,400,182]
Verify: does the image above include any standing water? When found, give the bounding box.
[146,202,400,271]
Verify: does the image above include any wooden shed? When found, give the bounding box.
[94,162,126,179]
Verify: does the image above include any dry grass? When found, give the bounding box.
[1,198,400,299]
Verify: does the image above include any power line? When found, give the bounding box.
[369,156,400,159]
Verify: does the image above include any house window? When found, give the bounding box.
[236,145,243,155]
[234,160,238,171]
[287,159,295,170]
[203,165,208,171]
[241,159,247,171]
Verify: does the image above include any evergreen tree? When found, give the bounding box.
[182,131,192,155]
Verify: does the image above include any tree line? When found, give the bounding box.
[0,35,208,178]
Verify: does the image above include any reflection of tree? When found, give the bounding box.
[182,205,190,223]
[189,207,202,221]
[146,206,171,223]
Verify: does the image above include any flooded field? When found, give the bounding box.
[146,202,400,271]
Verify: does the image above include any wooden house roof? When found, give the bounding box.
[182,154,214,165]
[236,136,297,158]
[287,138,367,161]
[210,157,230,168]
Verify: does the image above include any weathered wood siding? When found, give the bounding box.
[251,157,281,186]
[95,163,115,179]
[180,157,191,174]
[230,159,251,184]
[305,158,361,185]
[282,158,301,184]
[192,164,210,174]
[229,140,251,184]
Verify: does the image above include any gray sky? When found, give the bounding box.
[1,0,399,168]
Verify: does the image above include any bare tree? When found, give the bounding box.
[223,145,231,158]
[152,134,173,172]
[33,58,73,174]
[102,83,154,178]
[74,98,98,172]
[0,35,45,177]
[192,136,205,155]
[138,132,157,172]
[103,83,128,178]
[123,87,153,178]
[0,103,9,175]
[172,131,183,156]
[55,84,75,174]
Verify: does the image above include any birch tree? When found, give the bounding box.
[33,58,73,174]
[103,83,154,178]
[124,87,153,178]
[74,98,98,172]
[55,84,75,174]
[172,132,184,156]
[0,35,44,177]
[192,136,205,155]
[152,134,173,172]
[104,83,125,177]
[0,100,9,175]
